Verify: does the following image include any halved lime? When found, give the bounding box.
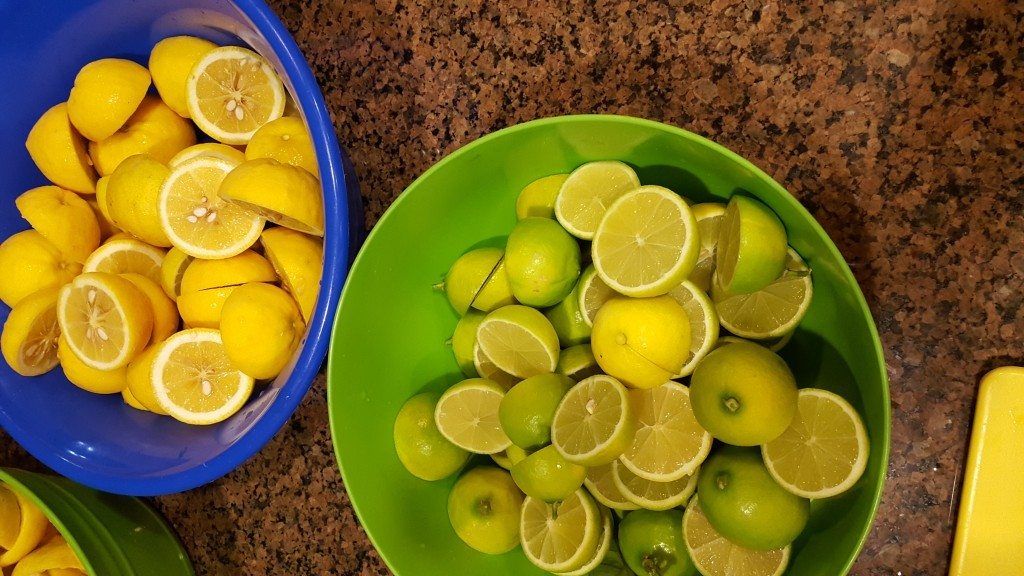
[583,462,639,511]
[555,506,613,576]
[713,248,812,339]
[434,379,511,454]
[689,203,726,292]
[577,264,616,327]
[715,195,788,295]
[472,343,518,389]
[516,174,568,220]
[520,489,602,572]
[476,305,559,378]
[683,498,790,576]
[551,375,634,465]
[620,382,713,482]
[611,459,697,511]
[451,310,485,377]
[762,388,869,499]
[592,186,699,297]
[556,344,602,381]
[667,280,719,377]
[554,161,640,240]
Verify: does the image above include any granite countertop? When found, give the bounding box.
[2,1,1022,574]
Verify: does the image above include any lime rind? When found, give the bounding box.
[611,459,698,511]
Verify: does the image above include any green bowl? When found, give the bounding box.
[328,115,890,575]
[0,468,193,575]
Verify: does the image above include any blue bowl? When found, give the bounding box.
[0,0,359,495]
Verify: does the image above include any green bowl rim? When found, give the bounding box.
[327,113,892,576]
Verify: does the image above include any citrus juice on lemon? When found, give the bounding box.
[1,35,325,427]
[391,161,869,576]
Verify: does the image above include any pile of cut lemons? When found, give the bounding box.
[0,37,324,426]
[394,162,870,576]
[0,482,85,575]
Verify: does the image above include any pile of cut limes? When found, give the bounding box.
[0,481,85,574]
[394,161,870,576]
[0,36,324,425]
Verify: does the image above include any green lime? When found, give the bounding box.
[545,279,591,347]
[618,509,698,576]
[697,446,809,550]
[516,174,569,220]
[491,444,531,470]
[556,344,602,381]
[511,445,586,502]
[447,466,524,554]
[498,373,574,449]
[451,310,485,377]
[715,195,788,295]
[471,258,517,312]
[505,217,581,307]
[689,341,797,446]
[554,160,640,240]
[443,247,502,315]
[712,248,812,339]
[393,392,470,481]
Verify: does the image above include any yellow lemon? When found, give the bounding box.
[149,35,218,118]
[168,142,245,168]
[151,328,255,425]
[121,387,149,411]
[591,296,691,389]
[121,273,179,344]
[58,336,127,394]
[159,247,194,301]
[106,154,172,246]
[87,197,119,240]
[15,185,101,263]
[89,95,196,176]
[0,489,49,567]
[179,249,276,294]
[260,227,322,322]
[0,231,81,307]
[158,156,265,259]
[220,283,304,379]
[186,46,286,144]
[176,285,236,329]
[67,58,151,141]
[219,158,323,236]
[245,116,318,176]
[0,287,61,377]
[24,102,96,193]
[93,176,117,231]
[83,236,166,284]
[125,344,168,414]
[57,272,154,370]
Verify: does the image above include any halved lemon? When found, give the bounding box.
[583,462,639,510]
[83,237,166,285]
[554,161,640,240]
[0,488,49,567]
[159,247,194,301]
[0,287,61,377]
[577,264,616,327]
[179,249,277,294]
[57,336,127,395]
[683,498,790,576]
[689,202,726,292]
[551,375,633,466]
[57,273,153,371]
[712,248,812,339]
[667,280,719,377]
[9,535,84,576]
[556,505,613,576]
[592,186,700,297]
[15,185,101,264]
[218,158,324,236]
[158,156,265,259]
[475,305,559,378]
[520,489,602,573]
[168,143,245,168]
[121,273,179,344]
[472,343,518,390]
[611,459,697,510]
[151,328,255,425]
[762,388,869,499]
[0,485,20,550]
[260,227,323,323]
[433,378,511,454]
[176,286,237,329]
[186,46,286,145]
[621,382,713,482]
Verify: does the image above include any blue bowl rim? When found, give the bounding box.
[327,113,891,576]
[0,0,351,496]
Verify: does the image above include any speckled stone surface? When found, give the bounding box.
[2,1,1022,574]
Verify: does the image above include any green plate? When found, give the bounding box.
[328,115,890,575]
[0,468,193,575]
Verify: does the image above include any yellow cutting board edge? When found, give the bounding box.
[949,366,1024,575]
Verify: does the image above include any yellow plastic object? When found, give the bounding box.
[949,367,1024,575]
